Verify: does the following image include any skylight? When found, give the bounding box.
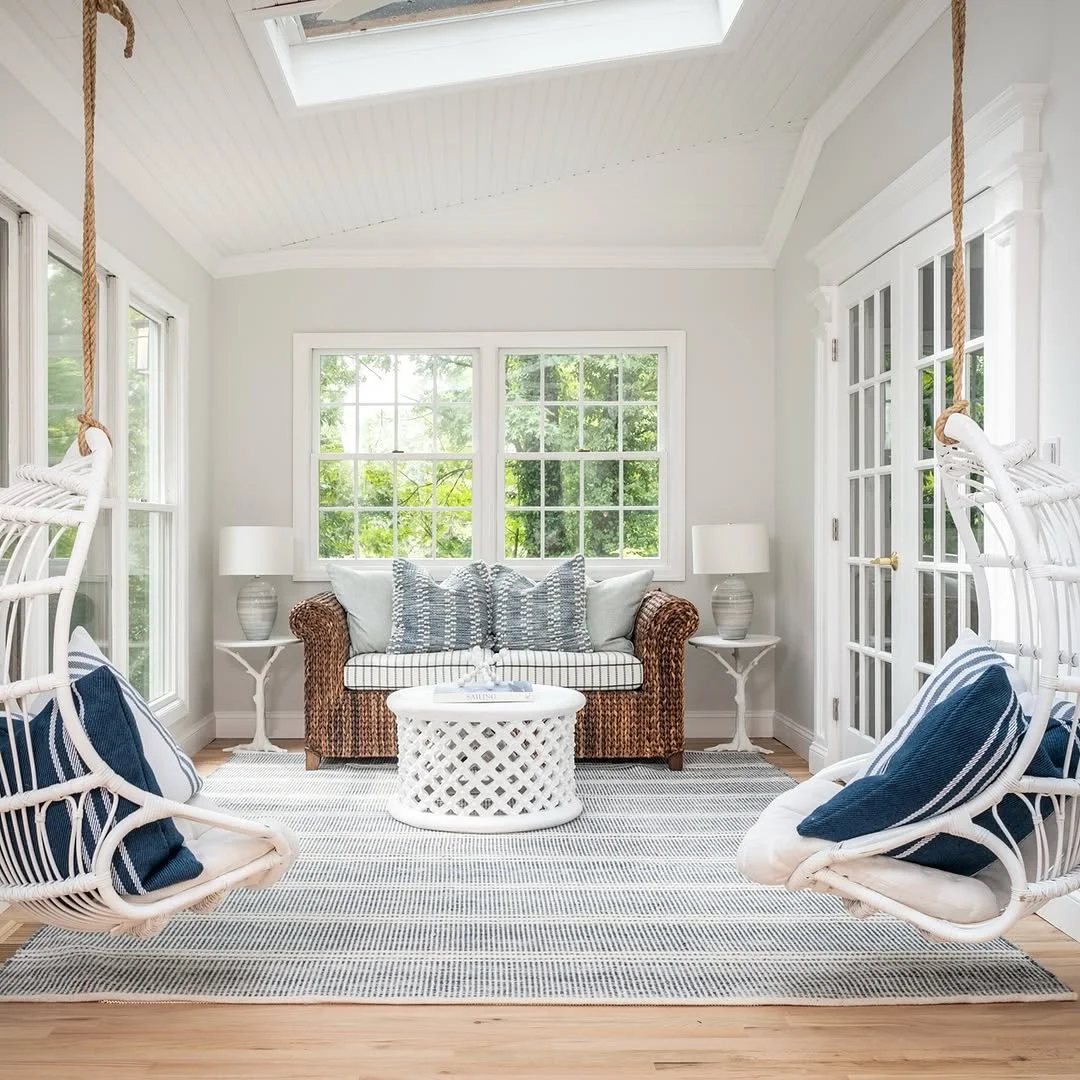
[240,0,744,113]
[298,1,594,41]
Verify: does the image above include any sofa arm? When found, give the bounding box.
[289,592,350,716]
[633,590,700,696]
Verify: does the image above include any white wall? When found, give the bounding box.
[211,267,775,732]
[0,64,216,739]
[773,0,1054,736]
[1039,0,1080,472]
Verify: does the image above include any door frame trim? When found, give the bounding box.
[809,83,1046,770]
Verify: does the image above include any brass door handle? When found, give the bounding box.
[871,552,899,571]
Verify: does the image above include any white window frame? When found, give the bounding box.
[0,152,190,728]
[293,330,686,581]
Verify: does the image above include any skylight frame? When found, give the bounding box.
[238,0,745,115]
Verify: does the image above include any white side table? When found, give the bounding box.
[214,636,300,754]
[688,634,780,754]
[385,684,585,833]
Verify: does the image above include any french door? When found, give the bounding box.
[837,195,990,759]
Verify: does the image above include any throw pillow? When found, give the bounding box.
[0,666,203,895]
[387,559,491,653]
[854,629,1024,780]
[585,569,654,654]
[491,554,592,652]
[326,564,394,653]
[69,627,202,805]
[798,664,1027,876]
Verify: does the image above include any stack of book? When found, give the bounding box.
[432,679,534,703]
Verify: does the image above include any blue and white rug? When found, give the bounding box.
[0,751,1072,1004]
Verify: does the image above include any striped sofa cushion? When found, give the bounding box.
[494,650,644,690]
[344,649,495,690]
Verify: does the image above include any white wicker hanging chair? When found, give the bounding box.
[738,0,1080,942]
[0,2,297,937]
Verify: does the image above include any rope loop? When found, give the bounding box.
[934,0,968,446]
[79,0,135,455]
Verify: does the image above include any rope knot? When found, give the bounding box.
[934,400,969,446]
[95,0,136,57]
[76,413,112,457]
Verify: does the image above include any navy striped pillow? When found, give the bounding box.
[0,666,202,895]
[798,664,1026,876]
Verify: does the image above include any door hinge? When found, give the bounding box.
[830,338,838,363]
[832,697,840,725]
[831,517,839,541]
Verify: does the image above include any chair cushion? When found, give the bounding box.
[344,649,495,690]
[586,570,654,653]
[326,564,393,653]
[737,776,1001,925]
[69,626,202,805]
[388,559,491,653]
[491,554,591,652]
[798,665,1027,876]
[494,650,644,690]
[0,667,203,896]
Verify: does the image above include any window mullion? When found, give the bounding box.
[109,275,129,678]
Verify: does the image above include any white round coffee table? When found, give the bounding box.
[385,684,586,833]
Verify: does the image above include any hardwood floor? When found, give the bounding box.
[0,737,1077,1080]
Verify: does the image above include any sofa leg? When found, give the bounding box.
[666,751,684,772]
[305,749,322,771]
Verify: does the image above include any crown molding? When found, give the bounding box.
[762,0,949,266]
[215,244,772,277]
[0,9,223,277]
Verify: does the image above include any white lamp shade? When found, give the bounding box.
[692,523,769,575]
[219,526,294,577]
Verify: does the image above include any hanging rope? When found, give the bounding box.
[933,0,967,446]
[78,0,135,455]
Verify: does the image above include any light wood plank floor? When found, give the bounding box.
[0,738,1077,1080]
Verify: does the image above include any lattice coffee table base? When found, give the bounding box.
[386,687,585,834]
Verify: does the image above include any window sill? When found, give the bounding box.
[297,557,685,583]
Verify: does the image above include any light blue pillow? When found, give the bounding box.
[326,564,393,653]
[387,560,491,653]
[491,554,591,652]
[585,569,654,653]
[798,665,1027,876]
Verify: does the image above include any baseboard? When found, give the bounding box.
[771,712,813,761]
[171,712,217,756]
[1040,895,1080,943]
[216,710,777,743]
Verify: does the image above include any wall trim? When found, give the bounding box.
[170,712,217,757]
[1040,896,1080,944]
[216,709,778,742]
[763,0,949,264]
[0,9,223,276]
[808,83,1047,283]
[772,712,812,762]
[215,245,772,277]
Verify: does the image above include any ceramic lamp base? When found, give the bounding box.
[237,576,278,640]
[711,576,753,639]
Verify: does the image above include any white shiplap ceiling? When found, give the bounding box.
[0,0,933,274]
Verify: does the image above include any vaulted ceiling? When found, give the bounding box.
[0,0,932,274]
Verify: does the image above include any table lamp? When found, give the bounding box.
[219,526,294,640]
[691,523,769,639]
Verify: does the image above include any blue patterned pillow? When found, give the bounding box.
[798,664,1027,876]
[387,559,491,653]
[491,554,592,652]
[0,666,203,895]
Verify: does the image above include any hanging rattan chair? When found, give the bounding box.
[0,2,297,937]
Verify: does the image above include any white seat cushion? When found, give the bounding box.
[737,776,1002,925]
[494,649,644,690]
[131,794,297,904]
[344,649,495,690]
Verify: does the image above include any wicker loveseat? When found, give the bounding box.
[290,589,699,772]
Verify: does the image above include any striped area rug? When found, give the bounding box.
[0,751,1071,1004]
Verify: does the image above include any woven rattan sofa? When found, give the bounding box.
[290,589,699,772]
